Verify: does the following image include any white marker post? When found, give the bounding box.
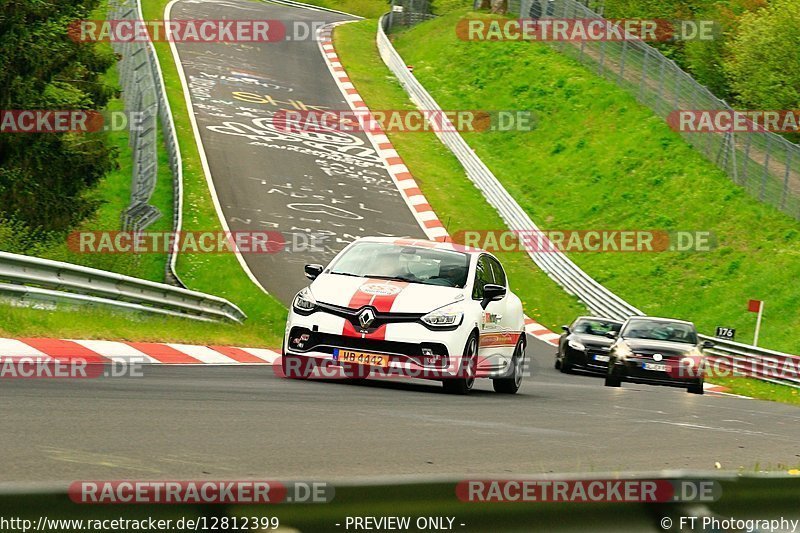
[748,299,764,347]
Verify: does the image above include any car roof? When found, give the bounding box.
[623,316,696,327]
[356,236,485,254]
[574,316,624,324]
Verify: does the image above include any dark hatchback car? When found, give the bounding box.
[604,317,714,394]
[555,316,623,374]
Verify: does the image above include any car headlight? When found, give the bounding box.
[568,339,586,351]
[680,349,704,365]
[421,304,464,328]
[614,342,633,360]
[292,287,317,313]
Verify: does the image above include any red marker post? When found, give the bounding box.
[748,299,764,346]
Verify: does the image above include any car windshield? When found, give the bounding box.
[621,319,698,344]
[329,242,469,288]
[573,319,621,336]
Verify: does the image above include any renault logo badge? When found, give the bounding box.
[358,308,376,328]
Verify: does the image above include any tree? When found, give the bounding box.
[724,0,800,113]
[0,0,116,231]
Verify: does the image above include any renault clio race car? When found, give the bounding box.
[282,237,527,394]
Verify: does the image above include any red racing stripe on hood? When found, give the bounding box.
[345,280,408,312]
[342,280,408,339]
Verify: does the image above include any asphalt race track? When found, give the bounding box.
[3,337,800,481]
[170,0,425,304]
[4,0,799,484]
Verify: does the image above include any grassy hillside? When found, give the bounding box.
[383,10,800,354]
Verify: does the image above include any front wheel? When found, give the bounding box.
[604,375,621,387]
[443,333,479,395]
[493,337,525,394]
[687,381,704,395]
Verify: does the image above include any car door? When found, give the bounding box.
[473,255,510,367]
[485,255,517,359]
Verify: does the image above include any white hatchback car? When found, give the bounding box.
[282,237,526,394]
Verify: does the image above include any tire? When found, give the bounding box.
[443,332,479,395]
[282,354,315,379]
[559,357,574,374]
[687,381,704,395]
[494,337,525,394]
[604,375,621,387]
[554,356,561,370]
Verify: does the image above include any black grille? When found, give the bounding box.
[288,327,448,365]
[317,302,423,334]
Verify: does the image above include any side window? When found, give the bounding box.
[486,256,506,287]
[472,256,493,299]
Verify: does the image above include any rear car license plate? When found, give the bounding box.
[593,354,610,362]
[333,349,390,367]
[642,362,669,372]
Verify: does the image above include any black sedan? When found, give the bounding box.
[555,316,623,374]
[604,316,714,394]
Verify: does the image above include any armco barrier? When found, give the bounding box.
[0,252,245,323]
[375,14,800,387]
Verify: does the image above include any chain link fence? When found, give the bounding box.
[107,0,185,286]
[385,0,436,31]
[108,0,160,231]
[511,0,800,221]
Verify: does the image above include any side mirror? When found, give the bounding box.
[480,284,506,309]
[701,340,715,349]
[561,325,570,333]
[604,331,618,339]
[304,264,324,281]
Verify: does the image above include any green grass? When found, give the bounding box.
[711,377,800,405]
[272,0,388,18]
[335,20,587,330]
[380,10,800,356]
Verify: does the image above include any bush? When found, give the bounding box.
[0,0,116,231]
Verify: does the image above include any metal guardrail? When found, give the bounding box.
[109,0,185,287]
[376,14,800,387]
[0,252,245,323]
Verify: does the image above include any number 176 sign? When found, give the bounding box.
[715,326,735,340]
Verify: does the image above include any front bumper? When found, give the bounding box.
[284,308,484,379]
[564,345,611,372]
[610,358,703,388]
